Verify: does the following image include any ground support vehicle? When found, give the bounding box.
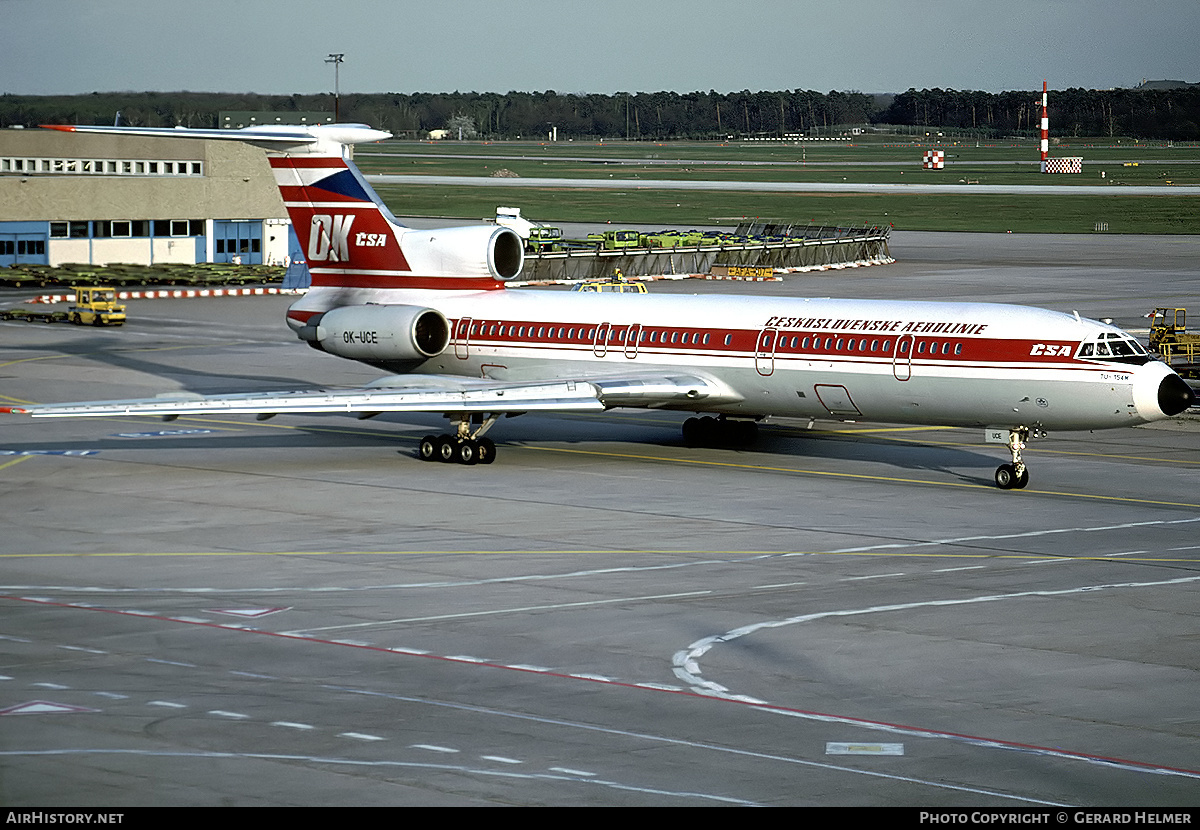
[0,286,125,326]
[1148,307,1200,378]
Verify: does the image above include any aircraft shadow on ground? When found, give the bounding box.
[2,410,1006,487]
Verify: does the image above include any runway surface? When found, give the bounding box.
[1,232,1198,807]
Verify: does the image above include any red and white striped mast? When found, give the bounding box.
[1039,80,1049,170]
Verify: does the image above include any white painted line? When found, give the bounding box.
[94,692,128,699]
[271,721,315,730]
[228,671,278,680]
[569,673,614,682]
[831,516,1200,556]
[209,710,251,719]
[505,664,553,673]
[211,607,288,618]
[840,573,906,581]
[445,655,490,663]
[549,767,596,777]
[0,701,98,715]
[58,645,107,654]
[932,566,986,573]
[146,658,197,667]
[33,682,70,690]
[826,742,905,756]
[297,590,712,632]
[481,755,523,765]
[148,700,187,709]
[340,732,385,742]
[411,744,459,753]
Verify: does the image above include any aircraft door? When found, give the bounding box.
[594,323,610,357]
[893,334,914,381]
[453,317,472,359]
[624,324,642,359]
[755,327,778,376]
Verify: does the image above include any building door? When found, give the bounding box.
[213,221,262,264]
[0,235,48,266]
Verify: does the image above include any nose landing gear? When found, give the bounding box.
[994,426,1042,489]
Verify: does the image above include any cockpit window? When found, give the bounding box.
[1078,333,1149,363]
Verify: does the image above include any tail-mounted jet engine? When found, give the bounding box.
[397,225,524,281]
[298,305,451,370]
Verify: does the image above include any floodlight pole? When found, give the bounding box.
[326,53,345,122]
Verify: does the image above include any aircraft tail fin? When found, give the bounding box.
[39,123,523,292]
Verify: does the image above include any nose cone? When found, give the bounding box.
[1159,373,1197,416]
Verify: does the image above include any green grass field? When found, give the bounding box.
[359,138,1200,234]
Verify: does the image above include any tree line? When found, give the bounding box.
[2,86,1197,140]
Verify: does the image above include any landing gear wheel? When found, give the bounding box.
[476,437,496,465]
[682,416,757,448]
[995,463,1018,490]
[455,439,478,465]
[436,434,456,462]
[995,463,1030,490]
[418,435,439,462]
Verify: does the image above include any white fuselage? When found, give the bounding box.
[289,286,1177,432]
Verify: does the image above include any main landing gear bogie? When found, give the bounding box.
[419,412,500,465]
[419,433,496,465]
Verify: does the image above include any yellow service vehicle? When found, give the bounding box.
[69,287,126,326]
[569,270,648,294]
[1147,307,1200,378]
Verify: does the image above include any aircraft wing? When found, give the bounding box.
[0,372,740,419]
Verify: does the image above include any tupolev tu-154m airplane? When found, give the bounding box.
[3,123,1195,489]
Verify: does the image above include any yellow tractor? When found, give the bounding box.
[70,287,126,326]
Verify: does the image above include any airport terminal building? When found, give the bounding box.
[0,127,296,268]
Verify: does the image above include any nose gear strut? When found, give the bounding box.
[994,426,1037,489]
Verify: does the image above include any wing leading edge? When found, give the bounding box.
[1,372,739,419]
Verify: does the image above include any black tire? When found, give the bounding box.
[995,463,1017,489]
[732,419,758,446]
[476,437,496,464]
[436,435,456,462]
[682,417,701,446]
[418,435,439,461]
[455,440,478,465]
[1014,468,1030,489]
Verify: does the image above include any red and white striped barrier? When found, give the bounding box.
[29,287,303,304]
[922,149,945,169]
